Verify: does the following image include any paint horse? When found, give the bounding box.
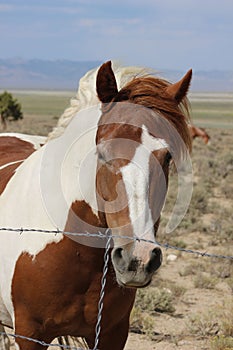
[188,124,210,144]
[0,61,192,350]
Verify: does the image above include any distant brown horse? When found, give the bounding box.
[0,61,192,350]
[188,124,210,144]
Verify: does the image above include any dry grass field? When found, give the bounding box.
[1,91,233,350]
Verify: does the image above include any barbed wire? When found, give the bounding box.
[93,233,111,350]
[0,227,232,260]
[0,331,82,350]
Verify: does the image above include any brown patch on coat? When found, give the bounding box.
[64,200,108,247]
[0,136,36,195]
[12,235,136,349]
[0,136,35,166]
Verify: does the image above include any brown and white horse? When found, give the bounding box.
[188,124,210,144]
[0,61,192,350]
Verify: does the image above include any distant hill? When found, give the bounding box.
[0,58,101,90]
[0,58,232,92]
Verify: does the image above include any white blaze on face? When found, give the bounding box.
[120,125,168,241]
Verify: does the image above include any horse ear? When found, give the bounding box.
[165,69,192,103]
[96,61,118,103]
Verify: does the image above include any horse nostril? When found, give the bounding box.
[112,247,126,273]
[113,247,123,261]
[146,247,162,274]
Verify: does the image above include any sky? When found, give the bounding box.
[0,0,233,71]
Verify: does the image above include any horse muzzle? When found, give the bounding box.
[111,246,162,288]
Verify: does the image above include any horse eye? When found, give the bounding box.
[165,151,172,165]
[98,152,105,163]
[97,152,113,167]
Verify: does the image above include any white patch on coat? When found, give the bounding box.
[0,110,100,327]
[0,147,64,325]
[121,125,168,241]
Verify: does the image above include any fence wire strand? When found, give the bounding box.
[0,331,82,350]
[0,227,232,260]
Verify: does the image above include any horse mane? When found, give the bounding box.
[114,77,192,151]
[47,62,150,141]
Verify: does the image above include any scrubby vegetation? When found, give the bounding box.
[131,128,233,348]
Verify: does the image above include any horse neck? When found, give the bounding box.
[53,107,100,222]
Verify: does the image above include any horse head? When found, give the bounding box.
[95,61,192,288]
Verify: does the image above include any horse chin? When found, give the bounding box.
[115,272,153,289]
[118,279,152,289]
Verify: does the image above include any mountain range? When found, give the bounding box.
[0,58,232,92]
